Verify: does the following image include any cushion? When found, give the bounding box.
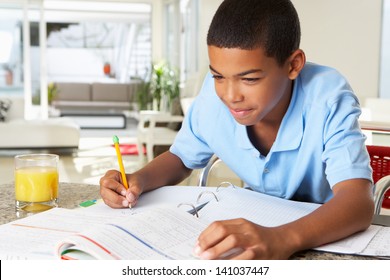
[91,83,128,102]
[54,83,91,101]
[0,99,12,122]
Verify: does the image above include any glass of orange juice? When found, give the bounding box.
[15,154,59,213]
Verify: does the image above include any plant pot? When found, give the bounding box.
[103,63,111,76]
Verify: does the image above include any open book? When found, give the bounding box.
[57,207,207,260]
[56,186,390,260]
[1,186,389,259]
[0,186,215,260]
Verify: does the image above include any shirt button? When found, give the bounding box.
[264,168,270,173]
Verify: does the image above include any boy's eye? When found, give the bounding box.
[211,75,224,80]
[242,77,260,83]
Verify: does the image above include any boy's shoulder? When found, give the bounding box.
[300,62,346,83]
[298,62,355,103]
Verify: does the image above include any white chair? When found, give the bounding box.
[197,155,243,188]
[136,110,184,163]
[374,175,390,215]
[136,96,196,163]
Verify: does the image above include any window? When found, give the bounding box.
[164,1,180,68]
[180,0,199,81]
[42,1,152,83]
[0,2,23,89]
[0,31,13,63]
[0,1,152,96]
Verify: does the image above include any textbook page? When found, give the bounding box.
[314,225,382,255]
[78,186,217,217]
[0,222,67,260]
[57,207,208,260]
[198,187,321,226]
[360,226,390,257]
[0,208,114,259]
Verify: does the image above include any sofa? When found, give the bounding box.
[51,81,143,114]
[0,95,80,150]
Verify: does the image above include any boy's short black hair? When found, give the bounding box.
[207,0,301,66]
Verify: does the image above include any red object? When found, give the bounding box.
[111,144,146,155]
[366,145,390,209]
[103,63,111,75]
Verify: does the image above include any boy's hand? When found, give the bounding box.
[99,169,143,209]
[194,218,292,260]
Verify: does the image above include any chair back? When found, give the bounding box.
[366,145,390,183]
[366,145,390,210]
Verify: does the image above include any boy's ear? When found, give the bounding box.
[287,49,306,80]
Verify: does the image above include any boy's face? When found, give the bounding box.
[208,46,294,126]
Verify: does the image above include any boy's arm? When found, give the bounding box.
[133,151,193,192]
[285,178,374,253]
[100,151,192,209]
[195,178,374,259]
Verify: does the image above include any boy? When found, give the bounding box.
[99,0,374,259]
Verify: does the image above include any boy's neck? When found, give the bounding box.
[248,80,294,156]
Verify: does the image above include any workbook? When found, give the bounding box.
[56,186,321,260]
[1,186,389,260]
[57,207,207,260]
[56,186,390,260]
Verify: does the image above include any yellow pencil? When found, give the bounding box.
[113,135,129,190]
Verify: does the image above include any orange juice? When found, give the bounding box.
[15,166,59,202]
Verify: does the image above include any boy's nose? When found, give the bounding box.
[223,82,244,103]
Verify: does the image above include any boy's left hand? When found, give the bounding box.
[194,218,292,260]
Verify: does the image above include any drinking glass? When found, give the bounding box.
[15,154,59,213]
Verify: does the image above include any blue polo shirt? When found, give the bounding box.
[170,62,372,203]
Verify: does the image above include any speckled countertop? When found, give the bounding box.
[0,182,101,225]
[0,182,379,260]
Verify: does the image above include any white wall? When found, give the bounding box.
[292,0,382,104]
[193,0,383,104]
[380,0,390,99]
[151,0,163,62]
[197,0,223,76]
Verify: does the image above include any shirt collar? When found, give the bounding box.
[272,78,304,152]
[236,123,252,149]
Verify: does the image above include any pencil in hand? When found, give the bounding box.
[113,135,129,190]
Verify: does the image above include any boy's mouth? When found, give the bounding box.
[229,108,252,119]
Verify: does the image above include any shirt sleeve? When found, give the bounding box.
[169,76,214,169]
[321,93,373,187]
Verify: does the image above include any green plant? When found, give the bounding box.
[135,62,180,112]
[32,83,59,105]
[150,61,180,111]
[135,80,152,110]
[47,83,58,104]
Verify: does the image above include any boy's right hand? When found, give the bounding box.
[99,169,143,209]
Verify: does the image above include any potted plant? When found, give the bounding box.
[150,61,180,112]
[135,61,180,112]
